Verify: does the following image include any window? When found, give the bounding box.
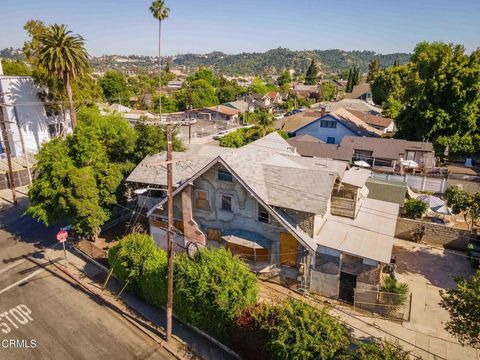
[195,190,210,210]
[221,195,232,212]
[320,120,336,128]
[257,205,270,223]
[406,151,415,161]
[327,137,335,144]
[218,169,233,182]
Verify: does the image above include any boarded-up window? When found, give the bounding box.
[195,190,210,210]
[207,228,221,241]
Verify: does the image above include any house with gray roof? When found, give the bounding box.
[129,132,399,302]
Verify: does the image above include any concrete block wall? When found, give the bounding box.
[395,217,472,251]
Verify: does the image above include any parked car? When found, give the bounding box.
[285,111,293,117]
[274,114,285,120]
[292,109,301,114]
[298,106,307,112]
[213,130,229,140]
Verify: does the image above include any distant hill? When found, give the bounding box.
[0,46,410,76]
[172,48,411,76]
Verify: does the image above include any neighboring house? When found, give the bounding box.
[287,135,436,171]
[196,105,240,123]
[293,84,319,93]
[124,109,157,122]
[323,99,382,115]
[167,79,183,90]
[0,72,71,157]
[247,93,273,112]
[344,83,373,102]
[345,109,395,133]
[266,91,283,104]
[224,100,254,114]
[275,111,323,133]
[291,108,383,144]
[128,132,399,302]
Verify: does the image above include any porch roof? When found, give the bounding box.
[221,229,271,249]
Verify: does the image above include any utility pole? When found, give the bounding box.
[166,122,174,343]
[0,105,17,205]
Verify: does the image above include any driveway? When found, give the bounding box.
[393,239,475,341]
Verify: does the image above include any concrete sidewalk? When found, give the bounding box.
[259,280,479,360]
[43,244,238,360]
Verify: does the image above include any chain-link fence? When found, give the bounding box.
[353,288,412,322]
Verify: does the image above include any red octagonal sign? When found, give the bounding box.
[56,230,68,243]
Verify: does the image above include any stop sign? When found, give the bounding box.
[56,230,68,243]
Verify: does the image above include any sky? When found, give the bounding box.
[1,0,479,56]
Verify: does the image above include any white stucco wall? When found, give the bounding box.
[0,76,71,157]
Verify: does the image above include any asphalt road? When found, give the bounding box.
[0,197,173,360]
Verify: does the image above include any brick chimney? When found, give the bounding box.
[320,106,326,117]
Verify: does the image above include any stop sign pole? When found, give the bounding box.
[56,230,69,266]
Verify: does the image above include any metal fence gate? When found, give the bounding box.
[353,288,412,321]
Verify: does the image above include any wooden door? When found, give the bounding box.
[279,233,298,267]
[339,272,357,304]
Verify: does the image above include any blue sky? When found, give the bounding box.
[1,0,479,56]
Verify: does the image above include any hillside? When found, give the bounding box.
[0,47,410,76]
[172,48,411,76]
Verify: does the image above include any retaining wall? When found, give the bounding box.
[395,217,473,251]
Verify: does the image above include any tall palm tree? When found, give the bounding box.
[150,0,170,119]
[35,24,89,129]
[257,111,274,137]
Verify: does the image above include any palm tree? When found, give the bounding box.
[150,0,170,119]
[257,111,274,137]
[35,24,89,129]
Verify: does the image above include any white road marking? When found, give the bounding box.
[0,268,45,296]
[0,258,27,277]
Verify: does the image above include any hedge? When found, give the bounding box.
[109,236,258,343]
[234,299,351,360]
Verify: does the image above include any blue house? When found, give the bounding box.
[290,108,382,144]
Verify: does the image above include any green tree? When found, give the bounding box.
[150,0,170,115]
[176,79,219,109]
[277,70,292,88]
[395,42,480,155]
[353,66,360,86]
[100,71,129,103]
[444,186,480,230]
[26,108,138,237]
[34,24,89,128]
[249,76,268,94]
[2,59,32,76]
[320,81,336,101]
[404,198,428,219]
[187,66,218,86]
[133,122,184,163]
[367,58,380,82]
[440,270,480,348]
[217,81,243,103]
[346,68,353,92]
[370,65,408,110]
[256,110,274,136]
[305,59,319,85]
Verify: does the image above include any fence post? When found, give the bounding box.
[441,177,446,193]
[421,176,426,192]
[408,293,413,321]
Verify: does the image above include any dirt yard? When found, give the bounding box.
[393,239,475,340]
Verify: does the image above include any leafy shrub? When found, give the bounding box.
[234,299,350,360]
[353,340,410,360]
[108,233,166,295]
[173,248,258,343]
[404,198,428,219]
[219,126,274,148]
[380,276,409,310]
